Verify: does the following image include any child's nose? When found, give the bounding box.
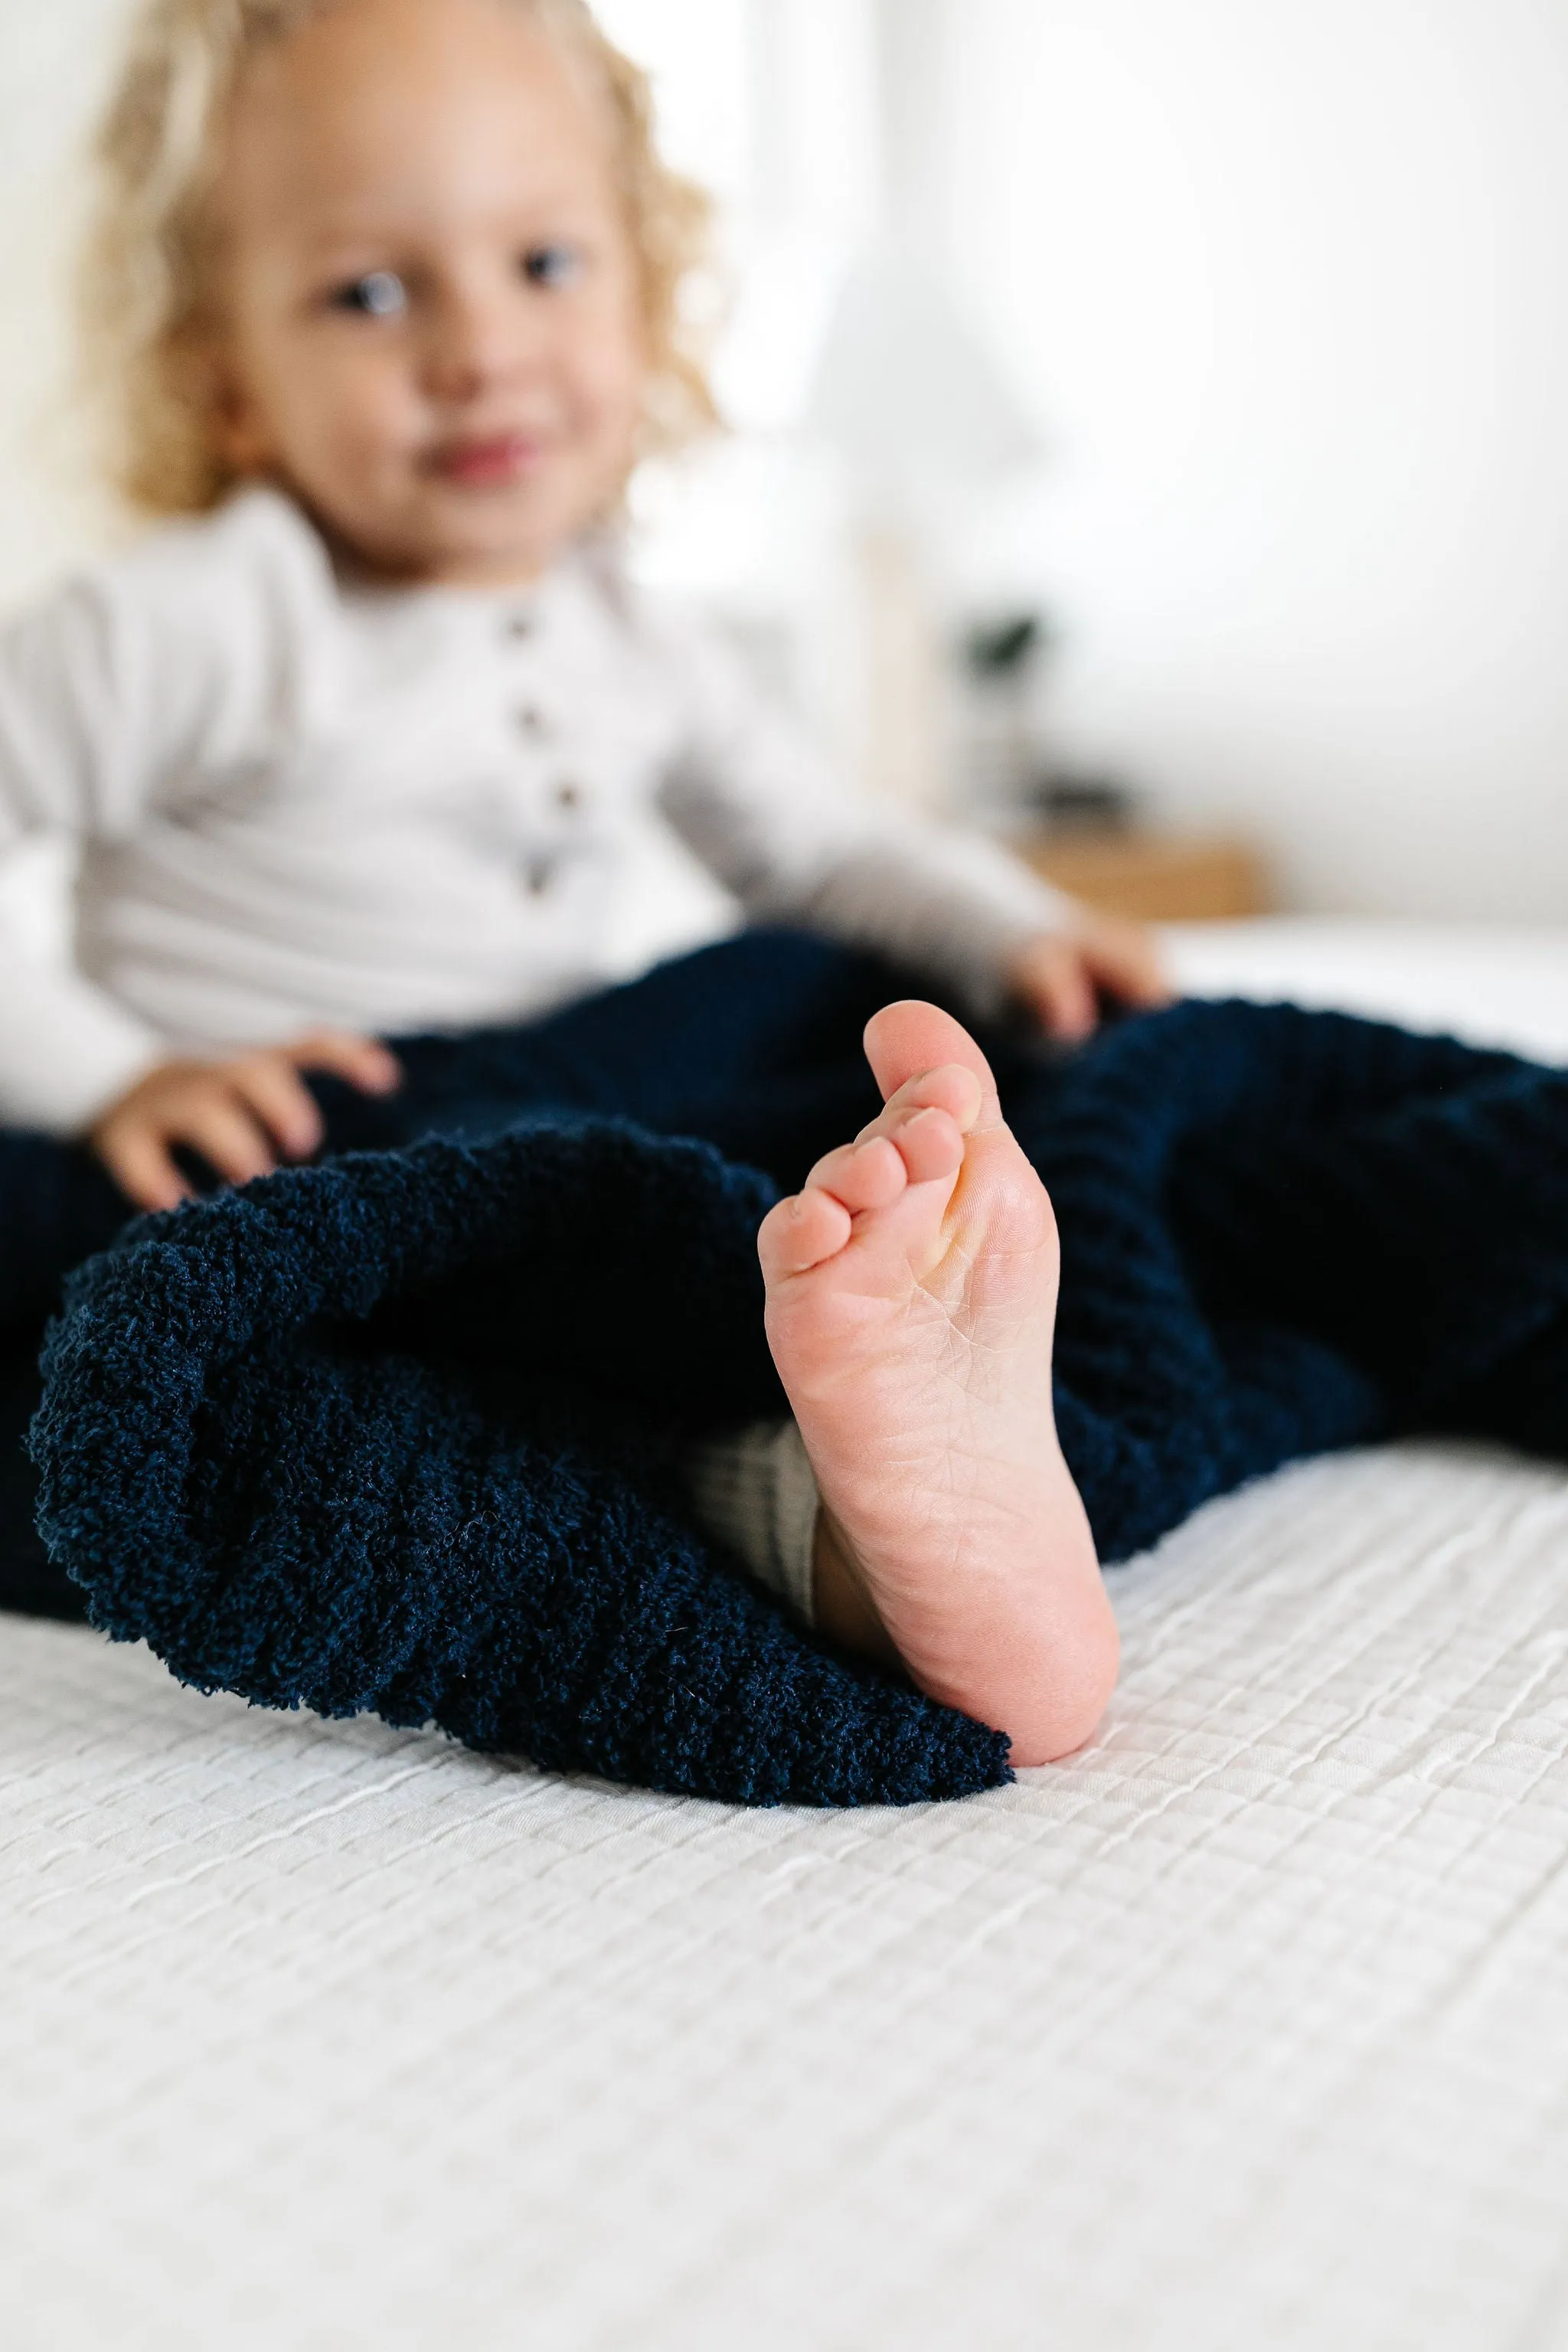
[423,276,539,401]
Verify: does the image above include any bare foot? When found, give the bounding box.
[756,1001,1118,1766]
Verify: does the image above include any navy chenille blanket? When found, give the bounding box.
[8,932,1568,1806]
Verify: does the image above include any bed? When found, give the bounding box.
[5,918,1568,2351]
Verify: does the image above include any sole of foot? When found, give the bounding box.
[756,1000,1119,1767]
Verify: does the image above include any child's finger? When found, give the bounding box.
[175,1100,279,1190]
[97,1126,193,1215]
[1086,931,1174,1008]
[232,1057,325,1161]
[288,1031,402,1094]
[1027,946,1098,1040]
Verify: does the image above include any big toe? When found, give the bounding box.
[863,1001,1002,1128]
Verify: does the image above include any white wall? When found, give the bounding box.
[0,0,136,614]
[936,0,1568,919]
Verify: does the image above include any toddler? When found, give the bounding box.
[0,0,1152,1758]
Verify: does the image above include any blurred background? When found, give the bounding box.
[4,0,1568,926]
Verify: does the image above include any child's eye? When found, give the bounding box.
[331,270,408,318]
[521,243,583,290]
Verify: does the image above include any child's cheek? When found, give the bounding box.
[328,345,426,477]
[583,318,648,462]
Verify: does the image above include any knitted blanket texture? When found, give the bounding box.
[11,932,1568,1807]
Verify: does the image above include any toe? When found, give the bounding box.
[856,1061,982,1145]
[863,1003,1003,1129]
[804,1134,910,1214]
[759,1185,854,1279]
[886,1104,966,1186]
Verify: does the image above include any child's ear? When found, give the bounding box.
[176,329,277,478]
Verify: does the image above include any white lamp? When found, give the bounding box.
[802,249,1042,815]
[805,250,1040,505]
[796,0,1041,814]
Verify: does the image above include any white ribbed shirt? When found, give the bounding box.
[0,487,1071,1134]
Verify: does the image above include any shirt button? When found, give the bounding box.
[504,611,534,641]
[515,704,549,739]
[554,779,586,813]
[522,855,556,894]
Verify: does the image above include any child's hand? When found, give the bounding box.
[1008,916,1174,1043]
[90,1032,402,1214]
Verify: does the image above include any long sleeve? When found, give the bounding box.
[0,581,166,1132]
[0,490,333,1135]
[655,619,1076,1018]
[0,934,165,1135]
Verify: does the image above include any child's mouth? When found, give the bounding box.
[426,433,547,488]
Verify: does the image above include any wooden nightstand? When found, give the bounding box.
[1018,831,1272,923]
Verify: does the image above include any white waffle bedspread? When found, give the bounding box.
[5,919,1568,2352]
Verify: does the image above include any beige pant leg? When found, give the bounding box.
[682,1418,820,1624]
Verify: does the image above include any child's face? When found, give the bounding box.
[208,0,647,586]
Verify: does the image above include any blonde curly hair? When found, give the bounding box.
[80,0,720,516]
